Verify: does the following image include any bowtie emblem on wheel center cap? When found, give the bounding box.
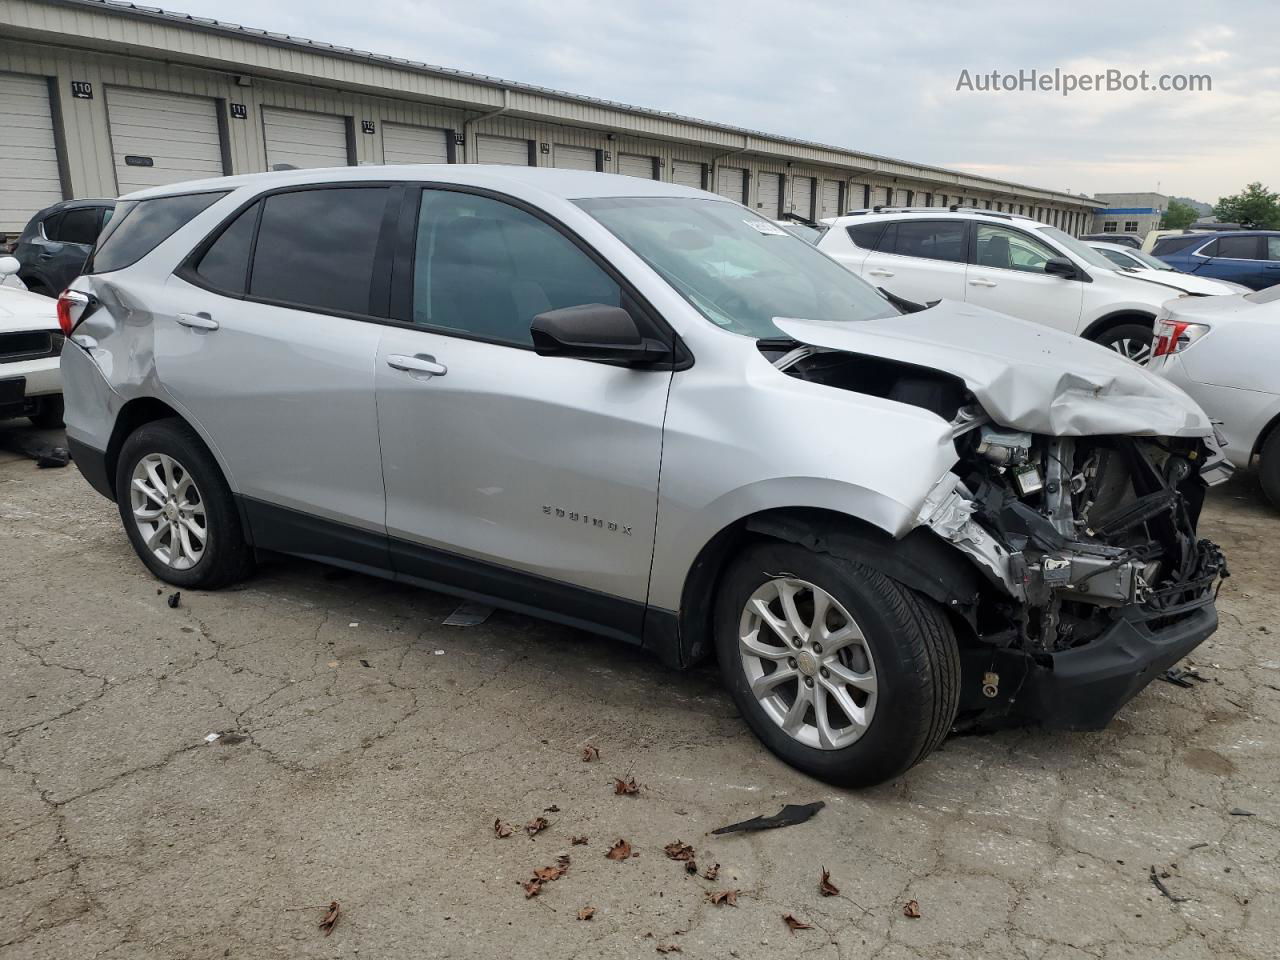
[796,650,819,677]
[163,501,179,522]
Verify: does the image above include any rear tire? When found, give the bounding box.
[114,418,253,589]
[29,395,64,429]
[1093,321,1154,365]
[714,540,959,787]
[1259,429,1280,509]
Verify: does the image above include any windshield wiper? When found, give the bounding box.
[877,287,933,314]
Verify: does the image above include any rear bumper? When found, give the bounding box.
[0,356,61,417]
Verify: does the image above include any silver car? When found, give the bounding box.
[60,166,1230,786]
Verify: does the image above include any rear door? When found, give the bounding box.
[965,222,1083,333]
[34,203,105,292]
[373,187,673,633]
[159,185,391,552]
[858,218,969,303]
[1192,235,1270,290]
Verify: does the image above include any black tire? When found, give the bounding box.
[715,540,959,788]
[1259,429,1280,509]
[29,395,64,429]
[114,418,253,589]
[1092,321,1154,365]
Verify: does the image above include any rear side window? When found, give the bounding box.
[88,192,226,274]
[1214,235,1260,260]
[886,220,966,263]
[53,207,101,245]
[192,202,261,295]
[845,222,885,249]
[1152,235,1209,257]
[249,188,389,316]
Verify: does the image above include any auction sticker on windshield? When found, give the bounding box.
[744,219,788,236]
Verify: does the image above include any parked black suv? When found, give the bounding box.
[13,199,116,297]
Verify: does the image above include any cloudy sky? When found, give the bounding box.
[171,0,1280,203]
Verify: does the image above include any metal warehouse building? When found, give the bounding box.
[0,0,1097,239]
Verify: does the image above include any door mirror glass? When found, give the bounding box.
[1044,256,1079,279]
[530,304,667,364]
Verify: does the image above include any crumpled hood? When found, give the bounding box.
[774,300,1212,437]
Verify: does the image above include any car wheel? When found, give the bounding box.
[28,395,64,429]
[114,418,253,589]
[714,540,960,787]
[1094,322,1154,365]
[1258,429,1280,509]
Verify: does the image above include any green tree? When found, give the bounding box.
[1160,199,1199,230]
[1213,182,1280,229]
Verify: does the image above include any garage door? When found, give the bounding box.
[618,154,656,179]
[0,73,63,235]
[671,160,704,190]
[716,166,746,203]
[820,180,841,219]
[476,135,531,166]
[262,107,348,171]
[554,144,597,171]
[849,184,871,210]
[791,176,815,219]
[383,123,449,164]
[106,88,224,194]
[756,172,781,216]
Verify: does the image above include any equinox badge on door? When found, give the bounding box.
[543,505,632,536]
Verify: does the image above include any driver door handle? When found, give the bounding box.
[867,269,895,278]
[177,313,219,331]
[968,278,998,288]
[387,354,447,377]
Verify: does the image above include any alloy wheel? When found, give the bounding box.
[129,453,207,570]
[1107,336,1152,364]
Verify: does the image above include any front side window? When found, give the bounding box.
[886,220,966,263]
[974,224,1059,273]
[579,196,898,339]
[1215,235,1260,260]
[412,190,619,347]
[250,187,389,315]
[88,192,226,274]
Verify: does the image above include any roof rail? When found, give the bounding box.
[840,205,1038,221]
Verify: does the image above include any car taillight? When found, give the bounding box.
[1153,319,1209,358]
[56,289,90,335]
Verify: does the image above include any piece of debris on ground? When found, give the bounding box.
[614,775,641,796]
[605,839,634,860]
[903,899,921,918]
[443,601,494,626]
[820,867,839,896]
[1159,666,1210,688]
[318,901,340,936]
[782,913,812,933]
[1149,864,1189,903]
[166,591,181,608]
[711,801,824,834]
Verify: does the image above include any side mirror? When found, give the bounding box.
[0,255,19,277]
[530,304,669,365]
[1044,256,1079,280]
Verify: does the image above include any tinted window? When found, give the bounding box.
[974,224,1057,273]
[1267,237,1280,261]
[1151,235,1208,257]
[846,222,885,249]
[413,189,620,346]
[1098,247,1133,267]
[54,207,101,245]
[890,220,965,263]
[250,188,389,315]
[193,203,260,295]
[1215,235,1259,260]
[89,192,227,274]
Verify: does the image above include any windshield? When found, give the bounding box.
[1128,248,1176,270]
[778,222,826,244]
[577,197,897,338]
[1038,225,1119,270]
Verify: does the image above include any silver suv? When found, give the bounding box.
[61,167,1230,787]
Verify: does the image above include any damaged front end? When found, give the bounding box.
[920,420,1228,729]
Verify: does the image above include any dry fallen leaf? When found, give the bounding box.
[701,863,720,881]
[577,906,595,921]
[903,899,921,918]
[523,879,543,899]
[533,865,566,883]
[605,839,633,861]
[782,913,812,933]
[614,776,640,796]
[557,854,571,869]
[525,816,549,837]
[706,889,739,907]
[656,945,682,954]
[318,901,340,937]
[494,818,513,839]
[571,835,589,846]
[663,841,696,862]
[819,867,839,897]
[582,744,601,762]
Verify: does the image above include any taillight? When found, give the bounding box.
[1152,319,1209,358]
[56,289,90,335]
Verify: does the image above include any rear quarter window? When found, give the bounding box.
[845,221,886,250]
[87,191,227,274]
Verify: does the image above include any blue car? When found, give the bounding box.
[1153,231,1280,290]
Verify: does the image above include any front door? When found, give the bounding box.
[375,188,673,638]
[965,222,1084,334]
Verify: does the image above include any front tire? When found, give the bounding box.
[114,418,253,589]
[715,541,959,788]
[1094,322,1154,365]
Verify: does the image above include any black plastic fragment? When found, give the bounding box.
[167,591,181,609]
[711,801,825,835]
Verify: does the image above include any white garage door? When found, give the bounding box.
[716,166,746,203]
[820,180,841,218]
[791,176,815,219]
[671,160,703,190]
[756,172,781,216]
[0,73,63,235]
[893,189,911,207]
[849,184,871,210]
[262,107,349,171]
[554,144,597,171]
[383,123,449,164]
[618,154,656,179]
[476,135,531,166]
[106,88,224,194]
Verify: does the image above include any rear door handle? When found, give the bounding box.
[387,354,447,377]
[968,278,998,288]
[867,269,895,278]
[177,313,219,331]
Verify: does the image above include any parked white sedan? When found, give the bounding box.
[1088,241,1253,296]
[0,256,64,428]
[1149,285,1280,504]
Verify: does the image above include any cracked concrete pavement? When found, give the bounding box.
[2,421,1278,960]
